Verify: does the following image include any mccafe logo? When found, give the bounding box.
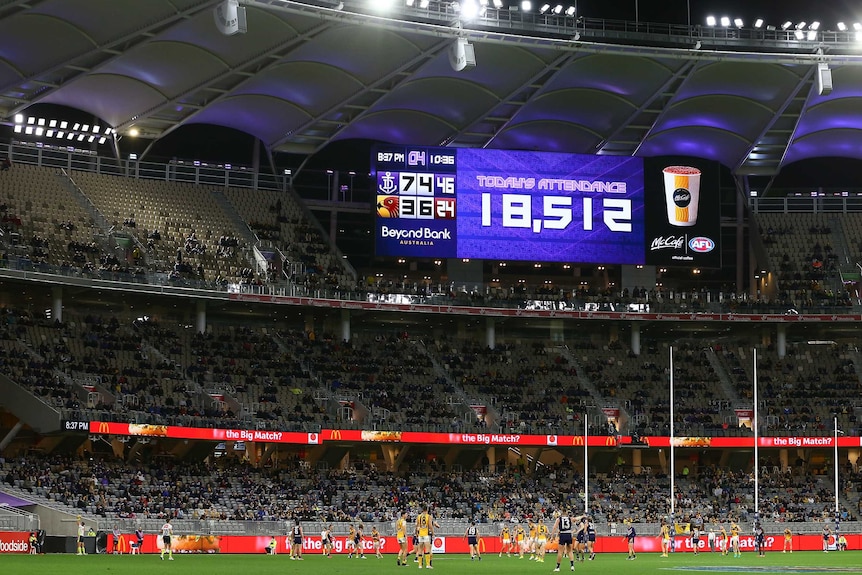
[673,188,691,207]
[650,236,685,251]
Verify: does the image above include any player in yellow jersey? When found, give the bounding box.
[416,505,439,569]
[527,520,537,560]
[783,528,792,553]
[346,524,357,558]
[371,526,383,559]
[719,525,728,556]
[396,511,409,566]
[659,520,670,557]
[515,524,526,558]
[500,525,512,557]
[535,518,549,563]
[730,522,740,558]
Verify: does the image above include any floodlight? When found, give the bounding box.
[460,0,479,20]
[67,132,74,140]
[810,21,820,30]
[493,0,502,7]
[27,117,35,124]
[807,30,817,40]
[46,130,53,138]
[13,114,23,124]
[25,126,33,135]
[706,15,716,26]
[720,16,730,27]
[855,22,862,31]
[37,118,45,126]
[795,21,806,29]
[781,21,792,30]
[128,128,139,137]
[838,22,847,31]
[553,4,562,14]
[794,29,804,39]
[754,18,763,28]
[734,18,743,28]
[565,5,574,16]
[77,134,85,141]
[48,119,57,128]
[34,127,43,136]
[856,30,862,41]
[57,132,64,139]
[539,3,549,13]
[13,125,21,133]
[405,0,414,5]
[87,135,95,143]
[92,126,100,134]
[73,123,80,130]
[521,0,531,11]
[98,137,107,145]
[82,124,89,131]
[60,121,68,129]
[479,0,488,6]
[419,0,428,7]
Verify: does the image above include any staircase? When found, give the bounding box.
[704,346,742,406]
[57,168,148,262]
[414,339,491,429]
[553,345,618,424]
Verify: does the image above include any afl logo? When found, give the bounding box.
[688,237,715,253]
[673,188,691,207]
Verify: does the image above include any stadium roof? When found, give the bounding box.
[3,0,862,176]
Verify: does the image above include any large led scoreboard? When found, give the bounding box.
[374,146,720,267]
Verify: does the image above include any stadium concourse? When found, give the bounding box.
[4,0,862,556]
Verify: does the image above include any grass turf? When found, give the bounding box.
[4,550,862,575]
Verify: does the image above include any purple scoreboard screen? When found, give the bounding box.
[374,146,645,263]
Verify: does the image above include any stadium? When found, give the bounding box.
[2,0,862,572]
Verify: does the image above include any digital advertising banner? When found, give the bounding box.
[643,157,722,268]
[373,147,720,266]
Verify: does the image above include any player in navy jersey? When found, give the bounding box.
[625,521,636,560]
[551,511,576,572]
[290,519,304,560]
[586,517,597,560]
[464,520,481,561]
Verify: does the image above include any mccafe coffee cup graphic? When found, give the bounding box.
[663,166,701,227]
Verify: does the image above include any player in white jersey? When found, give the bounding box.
[76,521,87,555]
[160,518,174,561]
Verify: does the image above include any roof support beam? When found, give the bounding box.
[595,60,695,155]
[444,51,574,148]
[117,20,338,140]
[6,0,222,116]
[269,38,453,152]
[478,52,584,149]
[632,60,708,157]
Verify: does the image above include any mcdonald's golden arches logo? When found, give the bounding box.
[572,435,584,446]
[330,429,342,441]
[98,422,110,434]
[605,436,616,446]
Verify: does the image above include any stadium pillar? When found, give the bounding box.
[341,309,351,342]
[196,300,206,334]
[52,286,62,323]
[485,317,495,349]
[776,325,786,358]
[631,323,641,356]
[549,318,564,343]
[631,448,642,474]
[0,421,23,452]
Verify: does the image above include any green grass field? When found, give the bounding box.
[4,551,862,575]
